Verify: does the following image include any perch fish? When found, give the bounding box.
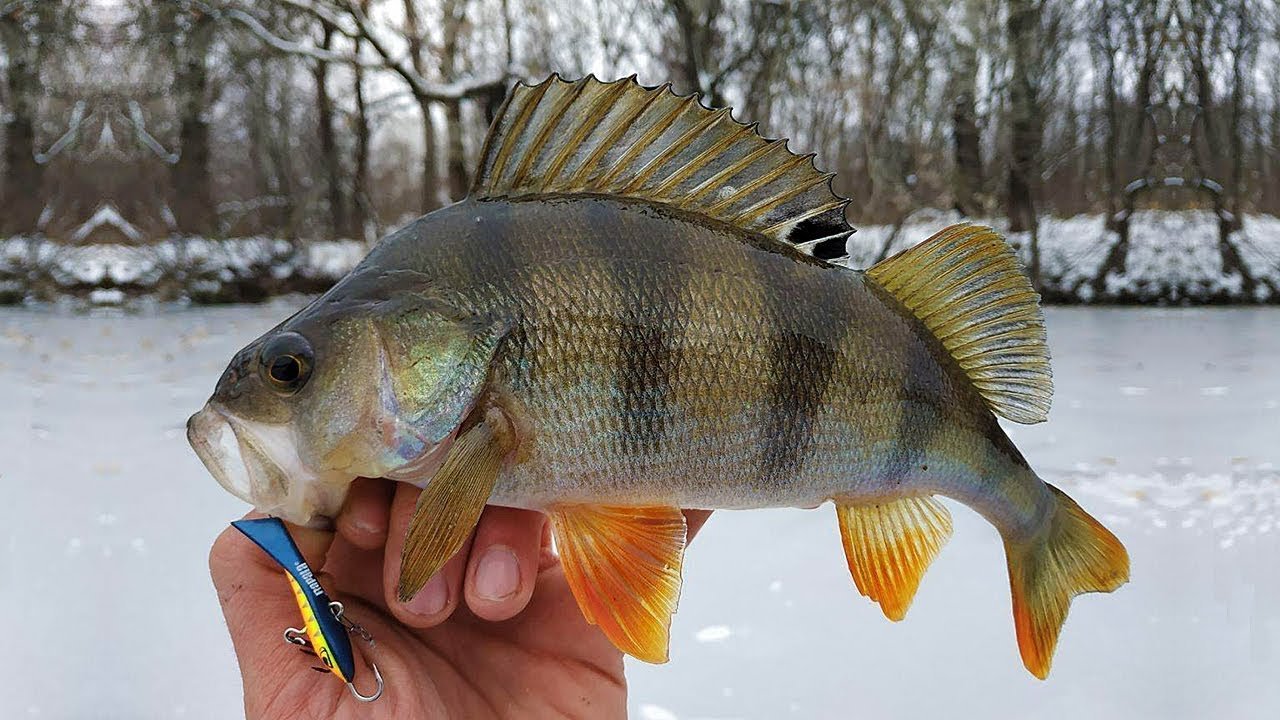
[188,75,1128,678]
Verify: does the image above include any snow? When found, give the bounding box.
[69,204,145,244]
[0,236,367,303]
[845,210,1280,303]
[0,304,1276,717]
[3,210,1277,305]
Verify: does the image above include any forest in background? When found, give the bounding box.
[1,0,1278,302]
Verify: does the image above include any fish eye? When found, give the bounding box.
[258,332,314,395]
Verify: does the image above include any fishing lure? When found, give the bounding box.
[231,517,383,702]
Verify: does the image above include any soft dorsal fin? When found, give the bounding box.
[470,75,855,260]
[867,224,1053,424]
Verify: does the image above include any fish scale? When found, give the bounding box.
[376,197,996,513]
[189,75,1128,678]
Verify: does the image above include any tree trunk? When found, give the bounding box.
[667,0,725,105]
[670,0,704,95]
[1092,0,1126,296]
[352,2,373,239]
[173,118,214,236]
[313,21,347,238]
[1100,20,1120,228]
[950,31,983,218]
[0,11,44,235]
[172,11,216,236]
[403,0,440,212]
[1219,0,1253,293]
[1269,91,1280,214]
[1005,0,1041,285]
[440,0,471,202]
[1,115,41,235]
[417,101,438,212]
[444,101,468,201]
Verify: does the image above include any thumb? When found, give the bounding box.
[209,514,338,717]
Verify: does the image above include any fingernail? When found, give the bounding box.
[407,573,448,616]
[474,546,520,601]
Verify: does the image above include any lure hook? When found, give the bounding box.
[347,663,384,703]
[283,627,310,648]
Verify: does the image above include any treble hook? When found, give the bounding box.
[284,627,310,648]
[347,663,384,703]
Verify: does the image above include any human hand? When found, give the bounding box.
[210,477,711,719]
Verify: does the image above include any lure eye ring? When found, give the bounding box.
[258,332,314,395]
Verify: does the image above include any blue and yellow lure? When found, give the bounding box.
[232,517,383,702]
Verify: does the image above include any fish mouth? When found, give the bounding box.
[187,404,352,528]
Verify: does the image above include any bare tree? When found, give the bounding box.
[1182,0,1263,293]
[171,3,218,235]
[313,18,347,237]
[350,0,373,238]
[1005,0,1041,247]
[950,0,985,218]
[0,2,65,234]
[440,0,472,202]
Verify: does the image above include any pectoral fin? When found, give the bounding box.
[397,413,510,603]
[836,496,953,621]
[548,505,687,663]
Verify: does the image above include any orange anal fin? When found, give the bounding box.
[836,495,953,621]
[548,505,687,664]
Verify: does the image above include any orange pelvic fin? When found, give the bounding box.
[1005,484,1129,679]
[548,504,687,664]
[836,495,953,621]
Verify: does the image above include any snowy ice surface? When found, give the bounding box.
[0,305,1277,718]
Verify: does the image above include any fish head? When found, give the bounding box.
[187,294,507,527]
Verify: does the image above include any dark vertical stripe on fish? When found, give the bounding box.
[754,256,851,485]
[589,200,688,456]
[884,341,946,485]
[459,200,533,378]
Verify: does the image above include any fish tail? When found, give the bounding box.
[1003,483,1129,679]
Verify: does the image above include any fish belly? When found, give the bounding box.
[489,395,1048,541]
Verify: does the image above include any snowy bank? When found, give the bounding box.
[847,210,1280,304]
[2,210,1277,305]
[0,236,367,304]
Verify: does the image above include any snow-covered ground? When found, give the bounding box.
[2,210,1279,305]
[849,210,1280,303]
[0,236,368,303]
[0,305,1277,718]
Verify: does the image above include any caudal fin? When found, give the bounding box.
[1005,484,1129,679]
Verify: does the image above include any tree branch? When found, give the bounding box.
[222,7,369,65]
[125,102,180,165]
[338,0,510,102]
[273,0,361,39]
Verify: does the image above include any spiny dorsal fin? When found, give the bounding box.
[470,75,855,260]
[867,224,1052,424]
